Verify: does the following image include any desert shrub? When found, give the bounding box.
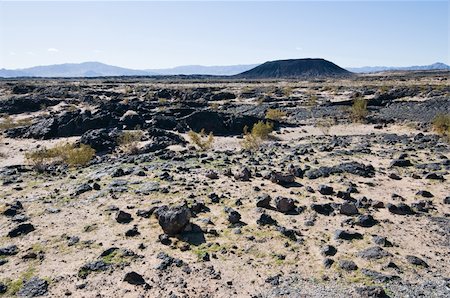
[251,121,273,140]
[351,98,368,122]
[0,115,33,131]
[25,143,95,170]
[117,130,143,154]
[265,109,287,121]
[432,113,450,141]
[241,132,262,151]
[316,117,335,135]
[188,129,214,151]
[282,86,293,97]
[240,121,274,151]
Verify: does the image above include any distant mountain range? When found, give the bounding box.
[146,64,258,76]
[236,58,351,79]
[347,62,450,73]
[0,61,448,78]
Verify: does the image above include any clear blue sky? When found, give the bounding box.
[0,1,448,69]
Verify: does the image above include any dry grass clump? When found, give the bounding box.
[316,117,335,135]
[265,109,287,121]
[351,98,368,122]
[432,113,450,141]
[241,121,274,151]
[188,129,214,151]
[0,115,33,131]
[117,130,144,154]
[25,142,95,170]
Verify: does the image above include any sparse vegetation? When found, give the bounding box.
[188,129,214,150]
[351,97,368,122]
[241,121,274,151]
[0,115,33,131]
[25,142,95,170]
[265,109,287,121]
[250,121,274,140]
[432,113,450,141]
[316,117,335,135]
[117,130,144,154]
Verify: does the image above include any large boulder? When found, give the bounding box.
[180,111,261,136]
[79,129,118,153]
[155,205,191,236]
[119,110,144,129]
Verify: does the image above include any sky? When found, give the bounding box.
[0,1,448,69]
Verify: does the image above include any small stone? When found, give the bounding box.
[123,271,146,285]
[115,210,133,224]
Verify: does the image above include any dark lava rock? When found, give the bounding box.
[444,196,450,204]
[387,203,414,215]
[67,236,80,246]
[79,260,110,278]
[256,213,277,226]
[79,128,118,153]
[8,223,35,237]
[181,110,261,136]
[0,245,19,256]
[355,214,378,227]
[356,286,388,298]
[339,260,358,271]
[372,236,393,247]
[321,245,337,256]
[17,277,48,297]
[416,190,433,198]
[123,271,146,285]
[136,207,157,218]
[0,282,6,294]
[323,258,334,269]
[155,205,191,236]
[311,203,334,216]
[234,167,251,181]
[274,197,295,213]
[390,159,412,167]
[3,201,23,217]
[256,194,271,208]
[115,210,133,224]
[224,207,241,224]
[74,183,92,196]
[125,225,140,237]
[269,171,295,185]
[405,255,428,267]
[318,185,333,195]
[155,252,183,270]
[277,226,297,241]
[334,229,363,241]
[360,268,399,283]
[340,202,359,216]
[357,246,392,260]
[305,162,375,179]
[265,274,281,286]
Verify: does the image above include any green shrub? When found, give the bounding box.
[25,142,95,170]
[351,98,368,122]
[265,109,287,121]
[240,121,274,151]
[188,129,214,151]
[117,130,143,154]
[432,113,450,141]
[251,121,273,140]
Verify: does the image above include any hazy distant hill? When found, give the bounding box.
[236,58,352,79]
[0,62,156,78]
[347,62,450,73]
[147,64,259,76]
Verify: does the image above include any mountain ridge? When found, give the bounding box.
[0,61,448,78]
